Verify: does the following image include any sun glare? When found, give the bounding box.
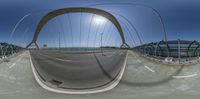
[93,16,106,25]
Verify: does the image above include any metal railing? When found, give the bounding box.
[0,42,23,59]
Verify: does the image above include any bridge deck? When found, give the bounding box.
[0,51,200,99]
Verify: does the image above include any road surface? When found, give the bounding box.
[29,49,127,93]
[0,50,200,99]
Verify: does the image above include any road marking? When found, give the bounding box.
[173,73,198,79]
[144,65,155,72]
[39,53,73,62]
[9,63,16,69]
[54,57,73,62]
[9,57,22,69]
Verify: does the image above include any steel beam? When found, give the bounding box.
[26,7,128,49]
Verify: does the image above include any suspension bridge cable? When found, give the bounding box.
[86,14,95,50]
[20,20,35,48]
[67,14,73,49]
[122,23,135,47]
[105,28,114,47]
[98,20,108,47]
[25,16,42,49]
[87,3,168,42]
[58,18,67,48]
[117,17,137,47]
[9,13,31,44]
[112,12,143,45]
[52,19,61,49]
[93,23,101,51]
[93,19,102,49]
[52,20,58,49]
[103,22,112,46]
[104,25,114,46]
[109,32,115,47]
[79,12,83,47]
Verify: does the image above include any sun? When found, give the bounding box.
[93,15,106,25]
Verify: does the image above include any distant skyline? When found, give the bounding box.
[1,0,200,47]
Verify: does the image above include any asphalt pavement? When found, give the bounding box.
[1,50,200,99]
[29,49,127,90]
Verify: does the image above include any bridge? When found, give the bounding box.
[1,5,200,97]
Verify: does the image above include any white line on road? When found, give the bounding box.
[9,56,22,69]
[144,65,155,73]
[9,63,16,69]
[39,53,73,62]
[173,73,198,79]
[54,57,73,62]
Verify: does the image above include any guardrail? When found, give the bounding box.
[0,42,24,60]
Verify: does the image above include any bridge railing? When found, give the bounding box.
[0,42,24,59]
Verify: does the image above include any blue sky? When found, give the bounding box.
[1,0,200,47]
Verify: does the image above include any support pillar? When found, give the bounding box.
[26,42,39,49]
[120,43,130,49]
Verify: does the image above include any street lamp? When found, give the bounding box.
[101,33,103,54]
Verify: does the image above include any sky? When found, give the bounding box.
[0,0,200,48]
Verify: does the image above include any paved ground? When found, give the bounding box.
[29,50,126,90]
[1,50,200,99]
